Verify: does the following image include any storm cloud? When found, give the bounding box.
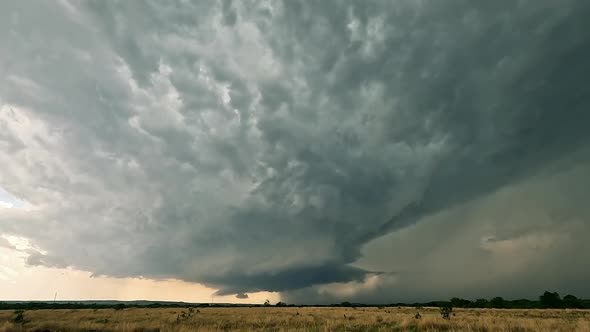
[1,0,590,302]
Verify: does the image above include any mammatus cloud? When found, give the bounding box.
[1,0,589,302]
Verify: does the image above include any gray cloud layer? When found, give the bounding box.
[1,0,589,302]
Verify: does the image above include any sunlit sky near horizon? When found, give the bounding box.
[0,233,278,303]
[1,0,590,304]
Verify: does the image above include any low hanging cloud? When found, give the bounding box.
[1,0,590,301]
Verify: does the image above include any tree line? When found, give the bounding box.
[1,291,588,310]
[447,291,589,309]
[337,291,589,309]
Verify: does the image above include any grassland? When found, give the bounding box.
[1,306,590,332]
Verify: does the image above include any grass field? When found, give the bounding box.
[1,306,590,332]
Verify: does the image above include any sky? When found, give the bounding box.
[1,0,590,304]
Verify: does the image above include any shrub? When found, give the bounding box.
[439,305,453,320]
[13,310,25,324]
[176,307,198,322]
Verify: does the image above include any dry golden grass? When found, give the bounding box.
[1,306,589,332]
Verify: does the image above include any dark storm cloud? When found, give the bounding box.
[284,159,590,304]
[205,264,369,296]
[1,0,590,301]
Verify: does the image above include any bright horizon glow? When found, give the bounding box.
[0,235,279,303]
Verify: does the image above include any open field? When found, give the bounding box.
[1,306,590,332]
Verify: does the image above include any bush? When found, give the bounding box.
[439,306,453,320]
[13,310,25,324]
[176,308,197,322]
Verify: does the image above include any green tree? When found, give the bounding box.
[474,298,489,308]
[490,297,505,308]
[450,298,471,308]
[540,291,562,308]
[563,294,581,308]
